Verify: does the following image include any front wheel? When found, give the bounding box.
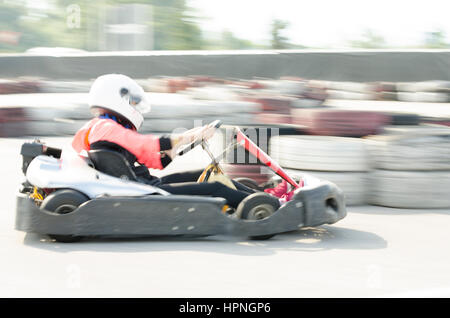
[40,189,89,243]
[236,192,280,240]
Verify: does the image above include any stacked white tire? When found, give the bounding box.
[396,81,450,102]
[369,170,450,208]
[283,169,368,206]
[269,135,369,205]
[367,125,450,208]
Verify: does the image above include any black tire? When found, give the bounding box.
[236,192,280,240]
[41,189,89,243]
[388,113,421,126]
[233,177,262,191]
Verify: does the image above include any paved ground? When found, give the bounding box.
[1,137,449,297]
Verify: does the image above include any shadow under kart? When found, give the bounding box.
[15,122,347,242]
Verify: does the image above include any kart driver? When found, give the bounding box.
[71,74,289,208]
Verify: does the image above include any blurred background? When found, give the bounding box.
[1,0,450,208]
[1,0,450,52]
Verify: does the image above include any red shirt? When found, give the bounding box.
[72,118,165,170]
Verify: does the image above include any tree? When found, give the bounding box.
[423,29,449,48]
[350,29,386,49]
[0,2,56,52]
[203,30,255,50]
[270,19,291,49]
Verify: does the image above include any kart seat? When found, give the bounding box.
[88,149,138,181]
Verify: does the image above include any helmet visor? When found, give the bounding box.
[129,93,151,114]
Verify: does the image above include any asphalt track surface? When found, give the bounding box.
[1,137,450,298]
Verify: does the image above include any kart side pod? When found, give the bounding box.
[15,181,346,239]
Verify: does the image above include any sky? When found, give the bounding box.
[188,0,450,48]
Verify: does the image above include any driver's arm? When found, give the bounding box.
[87,120,215,170]
[162,124,217,160]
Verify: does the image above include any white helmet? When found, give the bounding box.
[88,74,151,130]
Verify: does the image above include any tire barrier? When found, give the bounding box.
[386,81,450,102]
[378,124,450,136]
[0,79,40,94]
[2,111,89,137]
[366,126,450,171]
[0,106,27,123]
[25,120,86,136]
[243,96,294,114]
[396,81,450,93]
[0,107,29,137]
[143,91,261,119]
[274,169,368,206]
[326,90,376,100]
[309,80,450,103]
[386,113,421,126]
[2,76,450,104]
[422,118,450,127]
[376,91,399,101]
[24,105,91,121]
[291,109,390,137]
[0,91,262,136]
[268,135,370,205]
[254,113,292,125]
[39,81,92,93]
[146,77,327,116]
[183,86,240,101]
[368,170,450,208]
[396,92,449,103]
[0,122,33,137]
[144,77,194,93]
[255,78,307,95]
[269,135,369,172]
[325,81,377,93]
[140,118,196,133]
[374,82,397,93]
[366,125,450,208]
[220,163,275,185]
[290,98,324,108]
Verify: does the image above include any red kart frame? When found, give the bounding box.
[235,127,303,189]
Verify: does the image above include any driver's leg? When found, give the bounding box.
[159,169,203,184]
[231,180,257,194]
[160,170,257,194]
[159,181,250,208]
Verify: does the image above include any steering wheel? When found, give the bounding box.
[176,120,222,156]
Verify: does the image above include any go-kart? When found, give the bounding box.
[15,120,346,242]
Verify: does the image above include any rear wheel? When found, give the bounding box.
[236,192,280,240]
[40,189,88,243]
